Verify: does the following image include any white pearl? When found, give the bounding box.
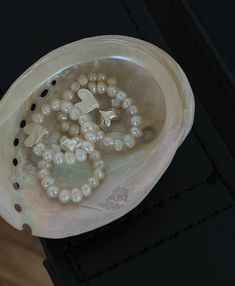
[42,149,54,162]
[62,90,74,101]
[82,140,95,154]
[124,134,135,148]
[33,143,46,156]
[97,72,107,81]
[38,168,50,179]
[32,112,44,123]
[57,111,68,122]
[71,188,83,203]
[103,136,114,147]
[106,84,118,97]
[58,189,70,203]
[130,127,143,138]
[93,168,105,181]
[93,160,104,169]
[111,99,121,108]
[75,149,87,162]
[128,105,138,115]
[53,152,64,165]
[37,160,52,170]
[41,176,55,189]
[97,81,107,95]
[81,121,96,134]
[51,99,61,111]
[50,143,61,153]
[77,74,88,86]
[64,152,76,165]
[79,114,91,125]
[122,97,133,109]
[130,115,142,127]
[106,77,117,85]
[70,82,80,93]
[116,90,127,102]
[61,121,71,132]
[82,184,92,197]
[89,150,101,161]
[60,101,73,114]
[96,130,105,141]
[88,82,97,94]
[69,107,81,121]
[69,124,79,136]
[88,72,97,81]
[41,104,52,116]
[88,177,99,188]
[47,185,59,198]
[85,132,97,143]
[114,139,124,151]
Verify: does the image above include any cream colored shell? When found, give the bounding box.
[0,36,194,238]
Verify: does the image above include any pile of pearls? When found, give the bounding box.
[27,71,143,204]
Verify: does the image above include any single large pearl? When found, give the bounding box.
[61,121,71,132]
[81,121,96,134]
[82,141,95,154]
[50,143,61,153]
[85,132,97,143]
[88,82,97,94]
[32,112,44,123]
[64,152,76,165]
[130,115,142,127]
[53,152,64,165]
[106,85,118,97]
[111,99,121,108]
[33,143,46,157]
[128,105,138,115]
[97,72,107,81]
[60,101,73,114]
[70,82,80,93]
[69,124,79,136]
[97,81,107,95]
[57,111,68,122]
[41,104,52,116]
[37,160,52,170]
[62,90,74,101]
[71,188,83,203]
[116,90,127,102]
[42,149,54,162]
[77,74,88,86]
[88,177,99,188]
[93,168,105,181]
[69,107,81,120]
[88,72,97,82]
[47,185,59,198]
[103,136,114,147]
[79,114,91,125]
[96,130,105,141]
[82,184,92,197]
[114,139,124,151]
[130,126,143,138]
[106,77,117,85]
[124,134,135,148]
[58,189,70,203]
[93,160,104,169]
[51,99,61,111]
[89,150,101,161]
[41,176,55,189]
[122,97,133,109]
[75,149,87,162]
[38,168,50,179]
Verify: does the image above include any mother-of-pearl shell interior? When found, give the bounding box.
[0,36,194,238]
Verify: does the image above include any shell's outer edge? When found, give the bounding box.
[0,35,195,238]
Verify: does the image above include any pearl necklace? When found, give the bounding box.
[23,72,143,204]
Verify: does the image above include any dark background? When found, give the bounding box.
[0,1,235,285]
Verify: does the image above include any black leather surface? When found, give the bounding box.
[1,0,235,285]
